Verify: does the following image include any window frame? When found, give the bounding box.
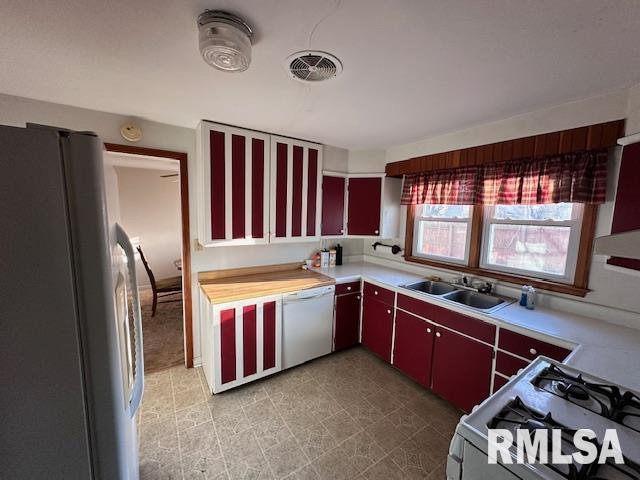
[411,205,474,266]
[404,203,598,297]
[479,204,584,283]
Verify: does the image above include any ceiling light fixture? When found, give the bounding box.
[197,10,253,72]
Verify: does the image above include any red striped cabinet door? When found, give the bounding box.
[199,122,270,246]
[207,296,282,394]
[269,136,323,242]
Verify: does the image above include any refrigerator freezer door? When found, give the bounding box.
[0,125,94,479]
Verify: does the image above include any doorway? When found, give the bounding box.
[105,143,193,370]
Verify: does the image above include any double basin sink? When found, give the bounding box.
[401,280,512,313]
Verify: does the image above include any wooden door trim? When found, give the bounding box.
[104,143,194,368]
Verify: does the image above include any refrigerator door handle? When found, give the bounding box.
[115,223,144,417]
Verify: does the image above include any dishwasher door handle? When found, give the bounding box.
[284,290,334,303]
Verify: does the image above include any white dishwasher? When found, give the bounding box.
[282,285,335,369]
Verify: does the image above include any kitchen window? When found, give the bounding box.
[412,204,473,265]
[480,203,583,282]
[406,202,596,296]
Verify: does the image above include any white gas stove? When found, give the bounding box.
[447,357,640,480]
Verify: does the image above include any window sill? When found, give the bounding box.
[404,255,590,297]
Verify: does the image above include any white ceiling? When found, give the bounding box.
[1,1,639,149]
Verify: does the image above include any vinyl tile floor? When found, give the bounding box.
[138,346,461,479]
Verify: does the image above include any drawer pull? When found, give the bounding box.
[435,332,441,338]
[427,327,432,333]
[529,348,538,356]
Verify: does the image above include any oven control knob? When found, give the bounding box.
[529,348,538,355]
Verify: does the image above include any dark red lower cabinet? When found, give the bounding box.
[334,292,361,351]
[493,374,509,392]
[361,297,394,362]
[431,327,493,413]
[392,310,434,387]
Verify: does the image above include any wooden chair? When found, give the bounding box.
[136,246,182,317]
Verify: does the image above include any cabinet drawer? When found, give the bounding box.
[363,282,395,306]
[499,329,572,362]
[495,351,529,377]
[396,294,495,344]
[335,281,361,296]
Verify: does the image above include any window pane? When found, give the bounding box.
[419,204,470,219]
[486,224,571,276]
[493,203,573,221]
[417,220,468,260]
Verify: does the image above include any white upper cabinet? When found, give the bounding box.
[197,122,323,246]
[269,136,323,243]
[197,121,271,247]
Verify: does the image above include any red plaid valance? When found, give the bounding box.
[401,150,608,205]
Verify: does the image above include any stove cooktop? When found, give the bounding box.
[488,396,640,479]
[457,357,640,480]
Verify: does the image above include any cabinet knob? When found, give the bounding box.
[387,309,391,314]
[529,348,538,356]
[427,328,432,333]
[435,332,441,338]
[356,295,360,300]
[340,229,344,234]
[347,286,352,291]
[374,230,379,234]
[374,290,378,295]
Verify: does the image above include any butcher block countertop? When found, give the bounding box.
[198,262,335,304]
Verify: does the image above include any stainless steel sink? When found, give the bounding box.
[402,280,458,296]
[442,289,506,312]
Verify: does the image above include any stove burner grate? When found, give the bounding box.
[487,397,640,480]
[532,364,620,418]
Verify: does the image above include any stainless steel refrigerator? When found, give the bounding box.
[0,124,144,479]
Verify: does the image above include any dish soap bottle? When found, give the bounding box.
[526,286,536,310]
[519,285,529,307]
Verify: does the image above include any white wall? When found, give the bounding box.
[348,149,387,173]
[626,83,640,135]
[115,166,182,286]
[361,88,640,328]
[0,93,361,365]
[385,89,629,163]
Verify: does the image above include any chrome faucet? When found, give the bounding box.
[453,276,493,294]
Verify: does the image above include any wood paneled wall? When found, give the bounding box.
[386,120,625,177]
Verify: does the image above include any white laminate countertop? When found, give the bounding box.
[311,262,640,391]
